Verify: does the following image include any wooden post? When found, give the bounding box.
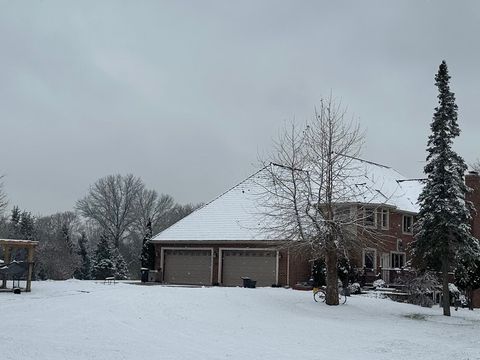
[26,246,34,292]
[1,245,11,289]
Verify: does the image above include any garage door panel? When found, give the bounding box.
[222,250,277,287]
[163,249,212,285]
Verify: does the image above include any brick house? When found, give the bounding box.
[149,160,423,282]
[150,158,480,306]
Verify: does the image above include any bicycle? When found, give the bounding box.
[313,286,347,304]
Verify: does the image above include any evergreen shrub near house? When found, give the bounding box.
[398,271,439,308]
[92,234,129,280]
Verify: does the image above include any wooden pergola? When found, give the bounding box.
[0,239,38,292]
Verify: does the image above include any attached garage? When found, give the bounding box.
[162,248,213,285]
[220,249,278,287]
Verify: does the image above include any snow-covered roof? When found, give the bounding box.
[152,158,423,242]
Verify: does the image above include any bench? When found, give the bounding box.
[104,277,116,285]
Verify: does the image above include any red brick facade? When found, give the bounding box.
[466,172,480,308]
[152,172,480,306]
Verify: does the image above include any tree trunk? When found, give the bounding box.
[325,243,339,305]
[441,257,451,316]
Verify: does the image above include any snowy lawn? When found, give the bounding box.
[1,281,479,360]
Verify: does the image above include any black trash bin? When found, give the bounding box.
[141,268,149,283]
[241,277,251,288]
[241,277,256,288]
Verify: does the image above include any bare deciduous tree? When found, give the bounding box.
[35,211,81,279]
[76,174,144,248]
[260,96,389,305]
[133,190,175,235]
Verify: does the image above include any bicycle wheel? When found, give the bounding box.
[313,289,326,303]
[338,289,347,304]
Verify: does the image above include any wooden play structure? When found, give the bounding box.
[0,239,38,292]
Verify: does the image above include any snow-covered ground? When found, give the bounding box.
[1,281,479,360]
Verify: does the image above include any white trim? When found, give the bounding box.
[286,250,290,287]
[362,248,377,269]
[380,252,390,268]
[218,247,279,285]
[160,247,214,284]
[275,251,279,285]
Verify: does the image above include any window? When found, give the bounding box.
[334,205,351,223]
[364,207,376,228]
[380,208,389,230]
[402,215,413,234]
[391,252,405,268]
[363,248,376,269]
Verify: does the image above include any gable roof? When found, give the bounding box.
[152,158,423,242]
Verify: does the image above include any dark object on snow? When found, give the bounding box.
[241,277,256,288]
[140,268,149,283]
[13,288,21,294]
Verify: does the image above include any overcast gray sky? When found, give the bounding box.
[1,0,479,215]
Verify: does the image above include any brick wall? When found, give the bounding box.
[466,172,480,308]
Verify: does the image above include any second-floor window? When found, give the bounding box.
[380,208,389,230]
[403,215,413,234]
[364,207,376,228]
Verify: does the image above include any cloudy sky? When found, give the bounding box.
[1,0,479,215]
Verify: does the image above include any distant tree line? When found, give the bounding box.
[0,174,201,280]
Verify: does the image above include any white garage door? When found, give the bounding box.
[221,249,277,287]
[163,249,212,285]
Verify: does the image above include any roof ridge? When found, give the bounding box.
[339,154,391,169]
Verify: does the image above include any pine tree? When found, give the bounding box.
[19,211,35,240]
[413,61,480,316]
[91,234,116,280]
[75,232,91,280]
[91,233,129,280]
[140,219,155,270]
[9,206,21,238]
[112,247,129,280]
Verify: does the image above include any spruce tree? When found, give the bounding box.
[140,219,155,270]
[112,247,129,280]
[91,233,129,280]
[413,61,480,316]
[91,234,116,280]
[9,206,21,238]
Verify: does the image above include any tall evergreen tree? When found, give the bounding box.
[413,61,480,316]
[19,211,35,240]
[140,219,155,270]
[9,206,21,238]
